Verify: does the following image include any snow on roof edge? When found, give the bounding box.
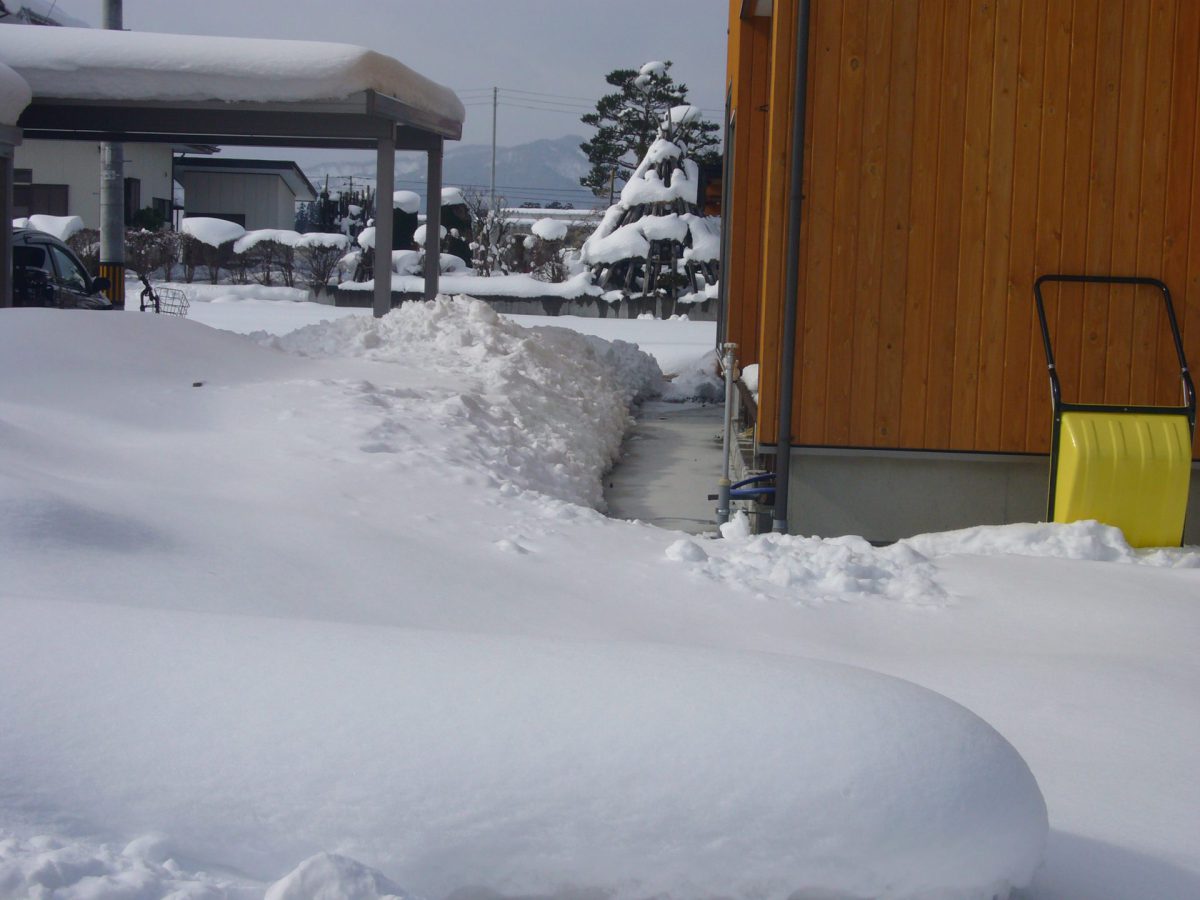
[0,27,464,129]
[0,62,32,127]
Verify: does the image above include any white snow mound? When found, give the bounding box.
[267,852,414,900]
[181,216,246,247]
[20,214,84,241]
[393,190,421,213]
[0,609,1048,900]
[531,217,568,242]
[260,297,663,508]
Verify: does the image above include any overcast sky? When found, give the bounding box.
[52,0,729,152]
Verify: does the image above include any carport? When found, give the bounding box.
[0,26,464,315]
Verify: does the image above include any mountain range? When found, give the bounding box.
[302,135,600,210]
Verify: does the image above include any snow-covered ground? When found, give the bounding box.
[1,291,1197,899]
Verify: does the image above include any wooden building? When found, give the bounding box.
[724,0,1200,541]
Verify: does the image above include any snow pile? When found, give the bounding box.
[531,217,568,241]
[901,520,1200,568]
[441,186,466,206]
[16,214,85,241]
[0,26,464,125]
[413,223,446,246]
[266,853,412,900]
[181,216,246,247]
[0,62,31,126]
[342,270,602,300]
[0,595,1047,900]
[0,832,259,899]
[670,524,950,606]
[261,297,662,507]
[382,248,468,275]
[676,518,1200,607]
[393,190,421,213]
[661,347,723,401]
[156,282,312,304]
[233,228,301,253]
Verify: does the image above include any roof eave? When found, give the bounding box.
[16,89,459,149]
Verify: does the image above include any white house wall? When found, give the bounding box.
[181,172,297,231]
[12,139,173,228]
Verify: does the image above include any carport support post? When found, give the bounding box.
[0,139,15,308]
[99,0,124,307]
[373,130,395,318]
[425,140,443,301]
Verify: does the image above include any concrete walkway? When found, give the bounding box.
[604,401,725,534]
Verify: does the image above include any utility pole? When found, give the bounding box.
[98,0,124,307]
[490,86,497,213]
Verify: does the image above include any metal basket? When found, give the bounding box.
[154,286,190,317]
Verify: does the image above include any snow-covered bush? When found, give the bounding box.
[529,217,570,283]
[124,228,170,278]
[462,188,516,276]
[180,217,245,285]
[295,232,350,296]
[234,230,301,288]
[66,227,100,275]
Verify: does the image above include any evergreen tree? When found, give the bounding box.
[580,61,720,197]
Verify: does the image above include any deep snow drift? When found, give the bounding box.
[1,296,1197,899]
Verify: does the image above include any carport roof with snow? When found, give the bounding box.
[0,26,462,314]
[0,26,464,145]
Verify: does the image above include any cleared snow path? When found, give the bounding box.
[605,400,724,533]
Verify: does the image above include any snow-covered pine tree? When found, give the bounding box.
[580,103,720,318]
[580,60,719,198]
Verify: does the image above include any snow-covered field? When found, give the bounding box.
[1,290,1197,899]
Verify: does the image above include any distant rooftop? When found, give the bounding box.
[174,157,318,202]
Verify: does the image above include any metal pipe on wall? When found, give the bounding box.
[772,0,812,534]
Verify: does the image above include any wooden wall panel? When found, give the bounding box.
[874,1,918,445]
[795,0,842,446]
[999,0,1047,452]
[897,0,945,448]
[751,0,800,447]
[723,8,773,365]
[734,0,1200,457]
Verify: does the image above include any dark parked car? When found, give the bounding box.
[12,227,112,309]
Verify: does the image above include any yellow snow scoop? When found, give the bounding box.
[1034,275,1196,548]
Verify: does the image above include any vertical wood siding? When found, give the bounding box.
[723,5,774,364]
[738,0,1200,456]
